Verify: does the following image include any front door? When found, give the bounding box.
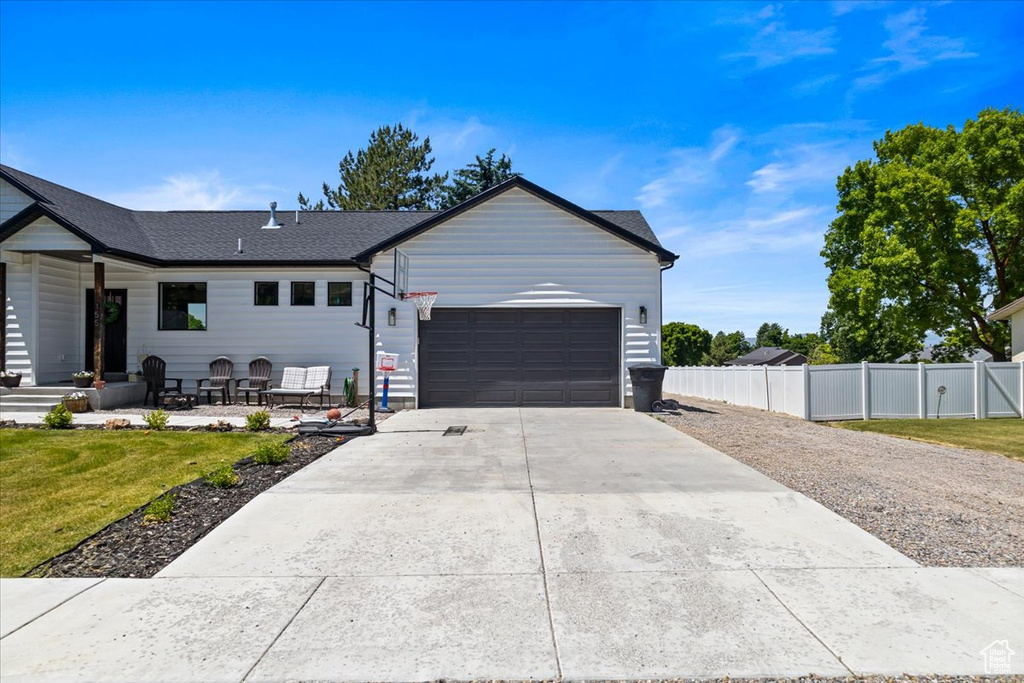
[85,289,128,374]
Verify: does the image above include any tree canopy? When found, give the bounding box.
[700,331,751,366]
[662,322,712,366]
[821,107,1023,362]
[755,322,787,348]
[440,149,519,209]
[298,124,448,211]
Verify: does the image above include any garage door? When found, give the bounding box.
[418,308,620,407]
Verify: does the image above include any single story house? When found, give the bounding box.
[723,346,807,367]
[0,164,677,408]
[894,346,995,363]
[987,296,1024,362]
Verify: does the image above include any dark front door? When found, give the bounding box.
[85,289,128,374]
[418,308,621,407]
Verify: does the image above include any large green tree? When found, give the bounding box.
[700,331,751,366]
[783,332,823,356]
[299,124,448,210]
[440,148,519,209]
[755,322,787,348]
[821,107,1023,362]
[662,322,712,366]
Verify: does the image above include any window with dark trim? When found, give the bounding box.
[328,282,352,307]
[291,281,315,306]
[254,282,279,306]
[159,282,207,330]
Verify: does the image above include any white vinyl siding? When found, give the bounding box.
[374,187,663,405]
[0,179,33,223]
[1,217,91,252]
[106,265,370,388]
[36,256,84,383]
[2,257,35,384]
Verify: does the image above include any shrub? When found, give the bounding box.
[143,493,177,524]
[245,410,271,431]
[43,404,74,429]
[143,409,169,431]
[253,441,290,465]
[204,463,239,488]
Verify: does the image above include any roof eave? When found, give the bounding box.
[988,296,1024,321]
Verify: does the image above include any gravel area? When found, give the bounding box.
[27,435,345,578]
[658,394,1024,567]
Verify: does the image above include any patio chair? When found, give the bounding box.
[261,366,332,410]
[235,356,273,405]
[196,356,235,405]
[141,355,184,407]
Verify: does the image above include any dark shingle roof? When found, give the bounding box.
[723,347,808,366]
[1,165,675,265]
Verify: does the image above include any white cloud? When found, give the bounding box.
[105,171,264,210]
[636,126,741,209]
[725,8,836,69]
[853,7,977,91]
[747,143,852,195]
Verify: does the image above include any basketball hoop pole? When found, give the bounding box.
[354,268,399,434]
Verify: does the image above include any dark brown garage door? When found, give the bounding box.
[418,308,620,407]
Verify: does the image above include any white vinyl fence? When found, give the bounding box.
[663,361,1024,421]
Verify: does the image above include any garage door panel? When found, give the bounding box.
[419,308,620,407]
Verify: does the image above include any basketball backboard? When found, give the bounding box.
[394,249,409,298]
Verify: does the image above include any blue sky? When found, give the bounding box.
[1,1,1020,336]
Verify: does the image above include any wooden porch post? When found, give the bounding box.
[93,261,104,380]
[0,261,6,373]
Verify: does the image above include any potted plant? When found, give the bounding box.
[72,371,94,388]
[93,379,106,390]
[62,390,91,413]
[1,370,22,388]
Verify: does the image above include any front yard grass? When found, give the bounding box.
[0,429,288,577]
[832,418,1024,462]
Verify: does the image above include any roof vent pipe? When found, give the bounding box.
[262,202,282,229]
[236,238,244,254]
[295,210,300,225]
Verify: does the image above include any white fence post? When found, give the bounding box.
[1020,361,1024,420]
[974,360,984,419]
[917,362,927,419]
[802,364,811,421]
[861,361,871,420]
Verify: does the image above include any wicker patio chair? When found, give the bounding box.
[235,356,273,405]
[196,356,235,405]
[141,355,184,407]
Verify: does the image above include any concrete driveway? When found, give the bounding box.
[2,408,1021,681]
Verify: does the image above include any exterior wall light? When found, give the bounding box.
[388,307,397,326]
[639,306,647,324]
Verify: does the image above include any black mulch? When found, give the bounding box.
[27,434,346,579]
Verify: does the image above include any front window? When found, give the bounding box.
[328,282,352,306]
[159,282,207,330]
[291,282,315,306]
[254,282,279,306]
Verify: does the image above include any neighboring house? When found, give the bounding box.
[894,346,995,363]
[0,165,677,408]
[723,346,807,366]
[987,296,1024,362]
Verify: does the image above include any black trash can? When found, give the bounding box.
[629,363,668,412]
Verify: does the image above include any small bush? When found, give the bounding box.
[143,492,177,524]
[143,409,169,431]
[253,441,290,465]
[204,463,239,488]
[43,404,74,429]
[245,410,271,431]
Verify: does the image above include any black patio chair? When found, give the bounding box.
[141,355,184,407]
[196,356,235,405]
[235,356,273,405]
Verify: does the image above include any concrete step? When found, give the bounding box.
[2,385,81,395]
[0,401,59,412]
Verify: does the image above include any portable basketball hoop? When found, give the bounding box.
[402,291,437,320]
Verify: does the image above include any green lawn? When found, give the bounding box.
[0,429,288,577]
[832,418,1024,461]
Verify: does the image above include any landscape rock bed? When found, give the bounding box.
[28,435,345,578]
[657,394,1024,567]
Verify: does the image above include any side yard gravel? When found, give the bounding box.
[659,394,1024,567]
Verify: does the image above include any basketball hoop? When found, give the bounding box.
[402,291,437,320]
